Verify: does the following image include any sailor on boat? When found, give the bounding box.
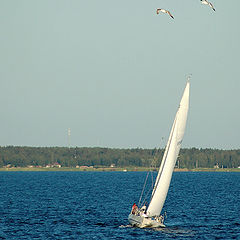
[131,203,138,214]
[140,202,147,214]
[129,203,165,227]
[140,209,148,218]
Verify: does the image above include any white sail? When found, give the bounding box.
[147,82,190,217]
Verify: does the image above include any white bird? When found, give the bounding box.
[156,9,174,19]
[200,0,216,11]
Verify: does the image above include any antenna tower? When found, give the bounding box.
[68,128,71,148]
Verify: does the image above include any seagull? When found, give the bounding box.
[200,0,216,11]
[156,9,174,19]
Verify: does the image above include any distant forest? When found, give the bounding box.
[0,146,240,169]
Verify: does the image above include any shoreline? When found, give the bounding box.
[0,167,239,172]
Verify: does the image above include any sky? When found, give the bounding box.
[0,0,239,149]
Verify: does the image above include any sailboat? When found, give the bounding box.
[128,81,190,228]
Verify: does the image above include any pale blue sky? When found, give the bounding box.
[0,0,239,149]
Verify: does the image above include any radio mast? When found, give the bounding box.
[68,128,71,148]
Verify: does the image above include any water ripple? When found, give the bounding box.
[0,171,239,239]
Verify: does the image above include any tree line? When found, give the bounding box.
[0,146,240,169]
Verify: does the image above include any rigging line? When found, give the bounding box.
[152,141,163,168]
[148,113,178,206]
[154,108,179,191]
[138,147,160,206]
[142,186,153,207]
[140,170,154,206]
[152,137,173,194]
[151,170,154,189]
[151,118,176,201]
[139,140,164,208]
[142,149,161,205]
[139,148,159,207]
[138,171,149,207]
[141,171,155,206]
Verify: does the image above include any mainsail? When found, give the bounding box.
[146,82,190,217]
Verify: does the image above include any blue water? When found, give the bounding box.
[0,172,239,239]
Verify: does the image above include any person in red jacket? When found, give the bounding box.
[131,203,138,214]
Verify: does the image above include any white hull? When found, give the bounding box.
[128,214,165,228]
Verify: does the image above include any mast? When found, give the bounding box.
[146,82,190,217]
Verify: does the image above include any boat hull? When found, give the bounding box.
[128,214,165,228]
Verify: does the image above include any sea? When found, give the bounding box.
[0,171,239,239]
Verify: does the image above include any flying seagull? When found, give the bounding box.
[200,0,216,11]
[156,9,174,19]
